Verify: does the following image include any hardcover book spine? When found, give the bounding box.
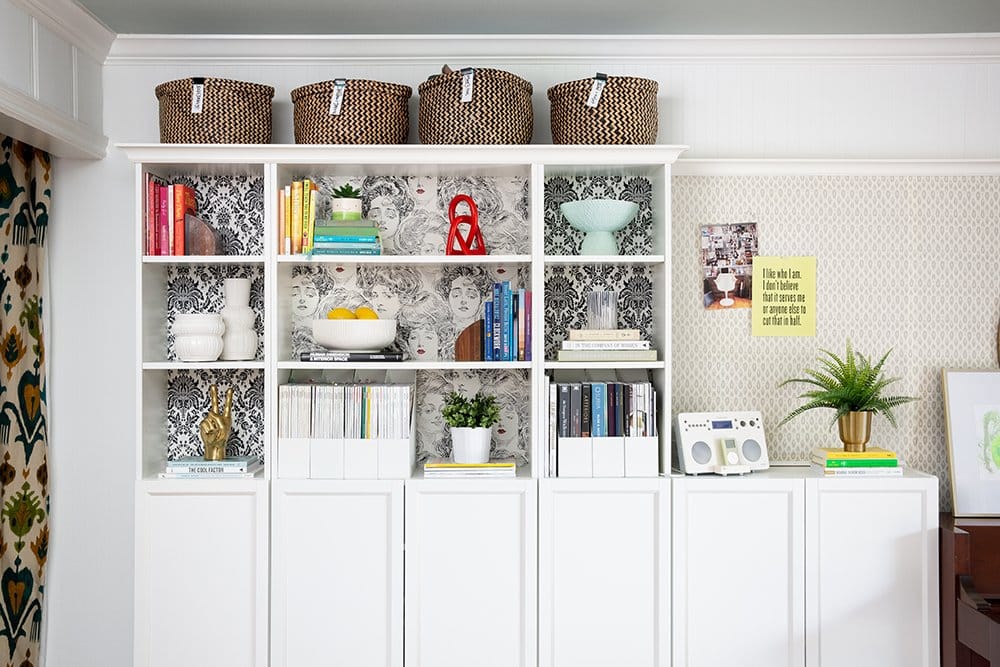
[517,288,526,361]
[567,329,642,341]
[549,381,558,475]
[173,184,196,256]
[501,281,511,361]
[484,301,494,361]
[166,184,175,255]
[591,382,605,437]
[511,292,519,362]
[277,187,285,255]
[313,235,380,244]
[570,383,582,437]
[492,283,502,361]
[284,185,292,255]
[558,384,570,438]
[524,289,532,361]
[158,184,169,256]
[291,180,303,255]
[145,173,154,255]
[581,383,592,437]
[614,383,625,438]
[309,247,382,256]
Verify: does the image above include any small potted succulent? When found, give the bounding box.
[442,391,500,464]
[330,183,362,221]
[778,340,917,451]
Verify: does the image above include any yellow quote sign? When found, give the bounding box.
[752,257,816,337]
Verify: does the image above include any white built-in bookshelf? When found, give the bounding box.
[126,144,685,483]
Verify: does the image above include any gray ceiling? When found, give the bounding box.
[75,0,1000,35]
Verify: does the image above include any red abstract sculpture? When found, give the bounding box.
[446,194,487,255]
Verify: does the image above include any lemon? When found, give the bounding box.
[355,306,379,320]
[327,308,357,320]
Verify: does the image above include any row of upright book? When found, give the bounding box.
[550,380,658,439]
[142,175,198,256]
[483,282,531,361]
[811,446,902,476]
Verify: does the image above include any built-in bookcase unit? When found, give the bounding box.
[135,158,269,481]
[128,145,685,486]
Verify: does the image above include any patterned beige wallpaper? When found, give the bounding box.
[672,175,1000,510]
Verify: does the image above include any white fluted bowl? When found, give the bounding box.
[559,198,640,255]
[312,319,397,352]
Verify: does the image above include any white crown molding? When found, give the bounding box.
[0,84,108,158]
[107,33,1000,65]
[10,0,115,63]
[674,158,1000,176]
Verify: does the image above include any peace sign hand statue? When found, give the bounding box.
[200,384,234,461]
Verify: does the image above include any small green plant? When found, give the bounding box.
[331,183,361,199]
[442,391,500,429]
[778,340,917,428]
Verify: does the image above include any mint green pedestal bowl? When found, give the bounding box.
[559,199,640,255]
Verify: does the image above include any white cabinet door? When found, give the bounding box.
[539,478,670,667]
[673,475,805,667]
[405,479,537,667]
[271,480,403,667]
[805,475,939,667]
[134,480,268,667]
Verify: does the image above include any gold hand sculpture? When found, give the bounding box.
[200,384,234,461]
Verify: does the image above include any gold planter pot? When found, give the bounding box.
[838,411,872,452]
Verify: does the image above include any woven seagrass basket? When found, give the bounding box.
[547,76,658,144]
[155,77,275,144]
[291,79,413,144]
[418,68,533,144]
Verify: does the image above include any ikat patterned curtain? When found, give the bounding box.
[0,134,49,666]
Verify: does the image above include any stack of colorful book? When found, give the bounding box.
[159,455,263,479]
[309,220,382,256]
[422,459,516,478]
[811,446,902,476]
[556,329,657,362]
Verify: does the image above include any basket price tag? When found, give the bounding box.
[329,79,346,116]
[586,72,608,108]
[460,68,475,103]
[190,77,205,114]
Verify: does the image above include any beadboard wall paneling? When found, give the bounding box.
[672,174,1000,510]
[105,36,1000,158]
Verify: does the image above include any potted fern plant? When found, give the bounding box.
[330,183,362,221]
[442,391,500,463]
[779,340,917,452]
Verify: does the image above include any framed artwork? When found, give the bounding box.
[942,369,1000,516]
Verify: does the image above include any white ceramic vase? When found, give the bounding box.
[450,426,492,464]
[220,278,258,361]
[172,313,224,362]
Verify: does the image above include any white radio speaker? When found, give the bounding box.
[674,411,769,475]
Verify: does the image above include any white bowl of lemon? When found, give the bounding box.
[312,306,397,352]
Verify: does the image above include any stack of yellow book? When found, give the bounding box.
[423,459,516,478]
[811,447,902,476]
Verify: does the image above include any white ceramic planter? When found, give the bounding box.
[450,426,492,464]
[331,197,363,221]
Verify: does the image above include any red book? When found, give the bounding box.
[145,173,155,255]
[158,185,170,256]
[172,184,196,256]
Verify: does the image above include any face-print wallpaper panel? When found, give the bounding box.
[166,368,265,460]
[166,265,265,360]
[544,175,654,256]
[416,369,531,464]
[306,175,530,255]
[172,173,264,256]
[289,263,531,360]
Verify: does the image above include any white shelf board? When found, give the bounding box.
[143,361,266,371]
[142,255,264,265]
[279,360,532,371]
[277,254,531,265]
[118,143,688,166]
[543,360,667,370]
[544,254,665,265]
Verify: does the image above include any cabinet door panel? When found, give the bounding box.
[673,476,805,667]
[405,479,537,667]
[539,479,670,667]
[806,477,938,667]
[271,480,402,667]
[134,481,267,667]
